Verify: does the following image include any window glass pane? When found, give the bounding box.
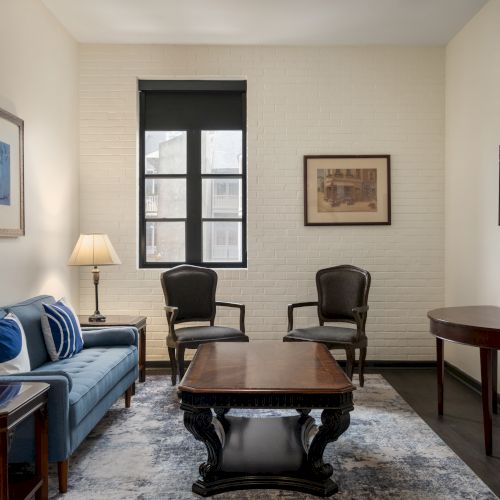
[146,221,185,262]
[201,130,242,174]
[145,131,186,174]
[202,179,242,219]
[145,179,186,218]
[203,221,242,262]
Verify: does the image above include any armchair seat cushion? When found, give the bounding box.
[175,326,245,343]
[34,346,137,426]
[285,326,359,344]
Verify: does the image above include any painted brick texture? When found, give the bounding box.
[79,45,444,362]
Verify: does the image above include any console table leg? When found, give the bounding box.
[307,408,350,479]
[183,408,223,479]
[436,337,444,416]
[492,350,498,415]
[139,326,146,383]
[480,348,493,456]
[0,429,8,500]
[35,406,48,500]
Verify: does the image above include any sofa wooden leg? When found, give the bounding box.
[125,386,132,408]
[58,460,68,493]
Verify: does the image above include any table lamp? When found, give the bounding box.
[68,234,121,322]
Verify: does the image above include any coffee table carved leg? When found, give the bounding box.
[307,409,350,479]
[183,408,223,479]
[296,409,311,416]
[214,407,230,418]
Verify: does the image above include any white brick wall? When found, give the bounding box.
[79,45,445,362]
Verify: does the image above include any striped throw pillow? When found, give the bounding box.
[41,299,84,361]
[0,313,31,374]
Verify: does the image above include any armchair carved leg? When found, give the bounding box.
[177,346,186,380]
[359,347,367,387]
[307,409,350,479]
[183,408,223,480]
[345,347,355,380]
[168,347,177,385]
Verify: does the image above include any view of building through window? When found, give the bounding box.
[144,130,243,264]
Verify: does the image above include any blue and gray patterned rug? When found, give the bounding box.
[49,375,497,499]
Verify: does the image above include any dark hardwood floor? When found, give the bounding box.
[380,368,500,497]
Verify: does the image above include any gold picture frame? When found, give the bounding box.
[304,155,391,226]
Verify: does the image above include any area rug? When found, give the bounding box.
[49,374,497,499]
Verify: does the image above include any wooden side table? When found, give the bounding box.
[0,382,49,500]
[428,306,500,456]
[79,315,148,382]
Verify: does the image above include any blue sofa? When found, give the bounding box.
[0,295,138,493]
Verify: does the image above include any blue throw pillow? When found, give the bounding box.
[41,299,84,361]
[0,313,31,374]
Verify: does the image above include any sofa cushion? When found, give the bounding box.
[0,313,31,374]
[41,299,83,361]
[5,295,55,369]
[34,346,137,426]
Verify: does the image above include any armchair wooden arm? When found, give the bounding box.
[216,301,245,333]
[352,305,369,333]
[287,301,318,332]
[164,305,179,340]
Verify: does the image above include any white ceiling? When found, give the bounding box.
[41,0,488,46]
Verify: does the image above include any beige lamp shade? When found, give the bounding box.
[68,234,121,266]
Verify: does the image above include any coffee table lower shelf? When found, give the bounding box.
[191,414,338,497]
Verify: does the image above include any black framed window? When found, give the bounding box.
[138,80,247,268]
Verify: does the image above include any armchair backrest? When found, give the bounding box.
[316,265,371,324]
[160,265,217,323]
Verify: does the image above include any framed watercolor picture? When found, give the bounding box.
[304,155,391,226]
[0,107,24,237]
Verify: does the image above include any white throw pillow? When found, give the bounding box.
[0,313,31,374]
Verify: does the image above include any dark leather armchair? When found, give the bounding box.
[161,265,249,385]
[283,265,371,386]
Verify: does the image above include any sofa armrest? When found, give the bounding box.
[17,370,73,391]
[82,327,138,348]
[0,374,71,461]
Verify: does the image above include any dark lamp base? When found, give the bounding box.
[88,314,106,322]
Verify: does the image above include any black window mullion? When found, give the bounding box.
[241,91,247,267]
[186,129,201,263]
[139,91,147,267]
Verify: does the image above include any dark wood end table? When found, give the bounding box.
[178,341,355,497]
[79,315,148,382]
[428,306,500,456]
[0,382,49,500]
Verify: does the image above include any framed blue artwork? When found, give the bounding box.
[0,107,24,237]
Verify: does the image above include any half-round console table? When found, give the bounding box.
[428,306,499,456]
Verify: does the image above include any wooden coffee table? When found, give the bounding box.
[178,341,355,497]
